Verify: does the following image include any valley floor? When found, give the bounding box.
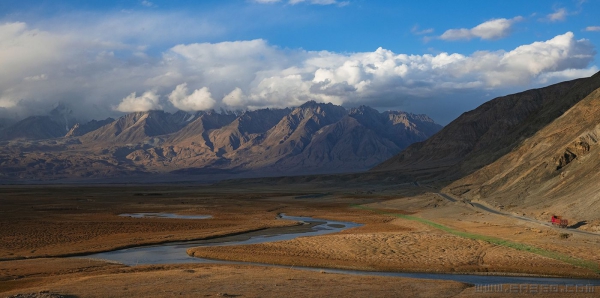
[1,184,598,297]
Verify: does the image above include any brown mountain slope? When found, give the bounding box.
[261,115,401,175]
[166,111,237,146]
[218,102,441,174]
[444,87,600,222]
[229,101,349,167]
[260,101,348,155]
[207,108,291,154]
[371,71,600,182]
[80,110,186,144]
[65,118,115,137]
[348,106,441,149]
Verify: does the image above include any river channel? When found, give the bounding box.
[80,213,600,286]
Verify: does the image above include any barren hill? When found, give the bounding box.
[371,72,600,182]
[445,86,600,221]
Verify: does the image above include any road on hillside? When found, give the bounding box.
[437,192,456,203]
[436,192,600,238]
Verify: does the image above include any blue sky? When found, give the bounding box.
[1,0,599,124]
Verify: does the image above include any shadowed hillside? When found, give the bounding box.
[372,72,600,183]
[445,86,600,221]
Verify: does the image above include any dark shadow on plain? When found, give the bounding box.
[569,221,587,229]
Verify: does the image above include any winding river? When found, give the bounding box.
[80,214,600,286]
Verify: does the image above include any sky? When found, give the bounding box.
[1,0,599,124]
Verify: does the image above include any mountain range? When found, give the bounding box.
[0,101,441,181]
[2,71,600,223]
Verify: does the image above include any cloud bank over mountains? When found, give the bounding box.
[0,20,597,123]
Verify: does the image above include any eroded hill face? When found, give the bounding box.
[372,72,600,183]
[0,102,441,181]
[445,87,600,222]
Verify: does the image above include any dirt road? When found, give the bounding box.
[436,192,600,238]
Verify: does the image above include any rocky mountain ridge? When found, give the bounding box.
[0,101,442,181]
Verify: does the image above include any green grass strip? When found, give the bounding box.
[352,205,600,274]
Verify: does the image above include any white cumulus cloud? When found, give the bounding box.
[536,67,599,84]
[440,17,523,41]
[115,91,161,112]
[0,18,596,124]
[223,88,248,107]
[168,83,216,111]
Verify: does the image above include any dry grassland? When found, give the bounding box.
[1,186,599,297]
